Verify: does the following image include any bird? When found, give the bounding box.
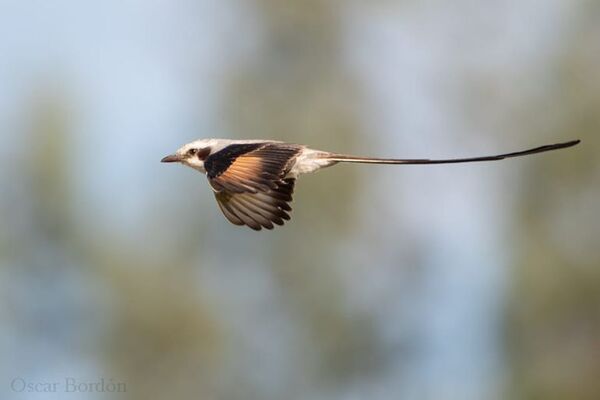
[161,138,580,231]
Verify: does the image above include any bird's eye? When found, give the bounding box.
[187,148,198,156]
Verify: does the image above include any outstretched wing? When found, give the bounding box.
[204,143,302,230]
[215,179,296,230]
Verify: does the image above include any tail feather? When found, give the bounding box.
[324,140,580,165]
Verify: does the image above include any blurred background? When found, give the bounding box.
[1,1,598,399]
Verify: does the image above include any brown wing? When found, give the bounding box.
[215,178,296,230]
[205,143,302,230]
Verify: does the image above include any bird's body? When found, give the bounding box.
[161,138,580,231]
[164,138,333,177]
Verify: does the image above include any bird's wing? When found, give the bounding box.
[215,179,296,230]
[204,143,302,230]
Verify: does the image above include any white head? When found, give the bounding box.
[161,138,228,173]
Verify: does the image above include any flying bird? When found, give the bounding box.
[161,138,580,231]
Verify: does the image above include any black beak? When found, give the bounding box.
[161,154,182,163]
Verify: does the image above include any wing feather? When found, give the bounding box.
[229,197,275,230]
[215,194,244,226]
[205,143,301,230]
[214,179,296,230]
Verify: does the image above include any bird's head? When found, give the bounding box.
[161,139,217,172]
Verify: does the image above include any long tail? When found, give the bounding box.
[323,140,580,165]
